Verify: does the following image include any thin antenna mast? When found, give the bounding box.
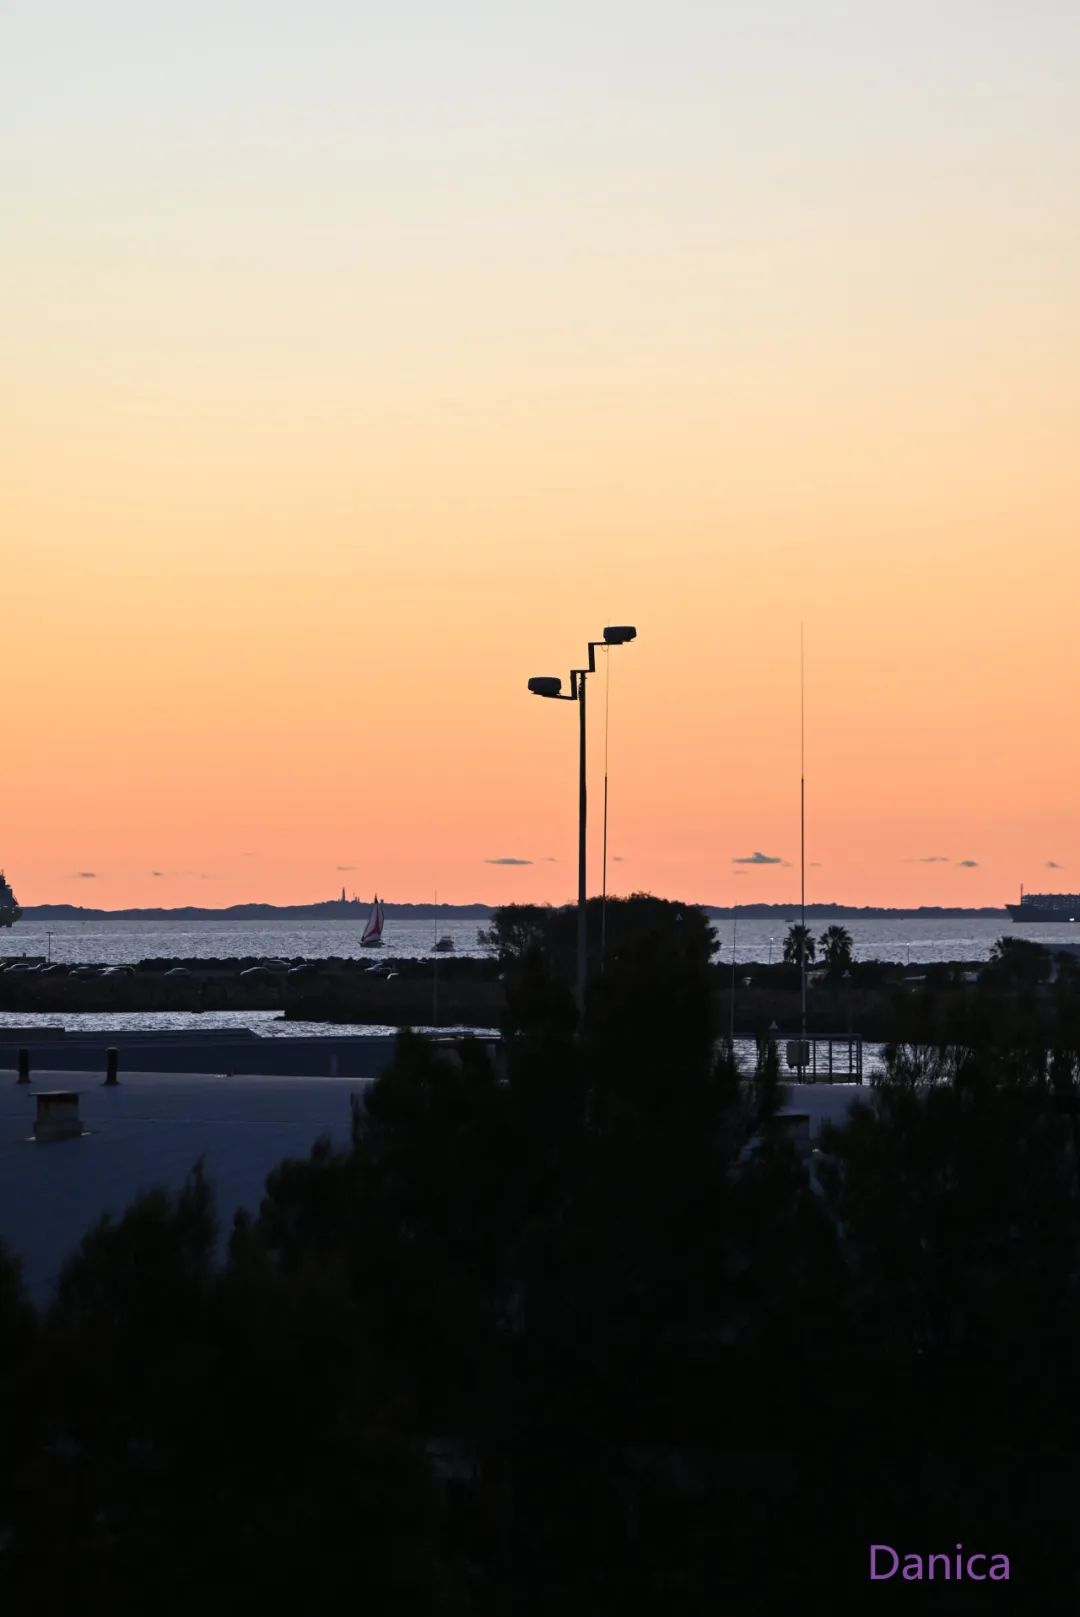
[729,910,737,1046]
[426,892,433,1028]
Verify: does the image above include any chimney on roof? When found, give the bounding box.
[33,1091,83,1142]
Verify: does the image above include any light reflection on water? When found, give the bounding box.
[0,1012,883,1075]
[0,1010,498,1039]
[0,919,493,966]
[2,914,1077,969]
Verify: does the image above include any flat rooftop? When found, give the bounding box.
[0,1070,365,1304]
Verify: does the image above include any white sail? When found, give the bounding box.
[361,895,384,945]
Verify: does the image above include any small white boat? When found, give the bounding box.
[433,935,455,953]
[360,895,385,948]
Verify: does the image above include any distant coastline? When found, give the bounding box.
[20,900,1011,921]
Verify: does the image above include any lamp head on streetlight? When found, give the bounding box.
[528,676,563,698]
[603,625,636,645]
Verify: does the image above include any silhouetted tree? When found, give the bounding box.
[782,923,815,967]
[2,1163,447,1614]
[984,934,1053,987]
[818,923,854,975]
[753,1033,783,1120]
[482,893,716,992]
[0,1245,36,1559]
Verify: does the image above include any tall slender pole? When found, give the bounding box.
[577,671,588,1016]
[432,889,439,1027]
[600,647,610,971]
[729,912,737,1045]
[800,624,807,1073]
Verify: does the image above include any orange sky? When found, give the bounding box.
[6,3,1079,910]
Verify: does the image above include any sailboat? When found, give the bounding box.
[360,895,385,948]
[432,890,454,951]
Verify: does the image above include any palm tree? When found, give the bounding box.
[782,924,816,967]
[986,935,1049,987]
[819,924,854,975]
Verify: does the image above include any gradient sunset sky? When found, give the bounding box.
[7,2,1079,909]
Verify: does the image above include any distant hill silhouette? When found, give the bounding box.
[21,900,495,921]
[20,899,1008,921]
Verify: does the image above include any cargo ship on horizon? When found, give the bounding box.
[0,871,21,928]
[1006,888,1080,923]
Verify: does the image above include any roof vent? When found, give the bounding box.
[33,1091,84,1143]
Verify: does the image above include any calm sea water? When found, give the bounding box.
[0,914,1075,968]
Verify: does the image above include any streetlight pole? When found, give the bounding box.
[529,626,637,1018]
[600,648,610,971]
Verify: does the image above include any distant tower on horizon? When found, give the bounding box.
[340,886,346,903]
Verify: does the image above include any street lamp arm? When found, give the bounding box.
[524,625,637,1024]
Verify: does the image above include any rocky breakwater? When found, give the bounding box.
[0,954,508,1026]
[284,956,505,1028]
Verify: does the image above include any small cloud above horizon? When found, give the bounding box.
[485,857,533,866]
[957,859,979,868]
[733,851,783,866]
[916,856,950,864]
[336,864,356,871]
[74,871,97,879]
[150,870,165,878]
[542,856,558,863]
[1047,860,1064,869]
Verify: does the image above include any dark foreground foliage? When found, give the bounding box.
[3,899,1080,1612]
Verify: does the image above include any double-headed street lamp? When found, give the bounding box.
[528,626,637,1016]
